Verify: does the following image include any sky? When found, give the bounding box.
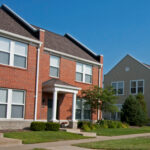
[0,0,150,74]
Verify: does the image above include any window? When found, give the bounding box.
[50,55,60,77]
[76,62,92,84]
[0,88,25,119]
[112,81,124,95]
[110,104,122,121]
[0,36,27,68]
[130,80,144,94]
[76,99,91,120]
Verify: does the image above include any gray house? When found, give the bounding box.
[104,54,150,120]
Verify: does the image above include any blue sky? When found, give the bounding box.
[0,0,150,74]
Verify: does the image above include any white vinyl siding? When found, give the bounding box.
[0,36,28,68]
[50,55,60,78]
[130,80,144,94]
[0,88,25,119]
[111,81,124,95]
[76,62,92,84]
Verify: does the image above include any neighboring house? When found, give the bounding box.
[104,54,150,120]
[0,5,103,129]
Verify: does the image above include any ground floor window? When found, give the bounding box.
[76,99,91,120]
[0,88,25,119]
[110,104,122,121]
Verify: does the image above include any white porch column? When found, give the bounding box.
[72,92,77,121]
[52,89,58,122]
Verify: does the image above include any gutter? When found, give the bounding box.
[34,43,42,121]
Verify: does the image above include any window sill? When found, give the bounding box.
[49,75,59,79]
[0,63,27,71]
[75,80,92,85]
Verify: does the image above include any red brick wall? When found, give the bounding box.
[0,44,37,119]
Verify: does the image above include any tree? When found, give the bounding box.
[81,86,118,120]
[121,94,148,126]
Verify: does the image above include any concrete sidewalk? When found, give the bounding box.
[1,133,150,150]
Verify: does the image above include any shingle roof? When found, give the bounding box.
[143,63,150,69]
[0,7,38,39]
[0,4,100,63]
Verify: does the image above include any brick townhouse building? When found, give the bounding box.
[0,4,103,129]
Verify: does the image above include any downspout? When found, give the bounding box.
[34,43,41,121]
[97,66,101,120]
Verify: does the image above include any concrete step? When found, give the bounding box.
[80,132,97,137]
[0,133,3,138]
[0,137,22,147]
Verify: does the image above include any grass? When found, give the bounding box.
[4,131,88,144]
[90,126,150,136]
[74,137,150,150]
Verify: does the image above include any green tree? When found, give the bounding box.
[121,94,148,126]
[81,86,118,120]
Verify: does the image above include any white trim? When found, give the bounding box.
[111,81,124,96]
[44,47,102,66]
[130,79,144,95]
[54,84,81,91]
[0,29,42,45]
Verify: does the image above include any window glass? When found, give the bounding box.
[0,37,10,52]
[0,89,7,103]
[11,105,24,118]
[14,42,27,56]
[50,66,59,77]
[131,80,144,94]
[112,83,117,94]
[118,82,123,94]
[85,74,92,83]
[0,104,7,118]
[85,65,92,75]
[131,81,136,88]
[76,72,83,82]
[0,51,9,65]
[50,56,59,67]
[76,63,83,73]
[12,90,24,104]
[14,55,26,68]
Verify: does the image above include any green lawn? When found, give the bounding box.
[90,126,150,136]
[74,137,150,150]
[4,131,88,144]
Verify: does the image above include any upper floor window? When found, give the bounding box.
[112,81,124,95]
[0,36,27,68]
[50,55,60,78]
[76,62,92,84]
[130,80,144,94]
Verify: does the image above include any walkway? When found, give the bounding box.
[1,133,150,150]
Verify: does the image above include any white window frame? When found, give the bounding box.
[130,79,144,95]
[111,81,124,96]
[0,36,28,69]
[76,62,92,84]
[49,55,60,78]
[0,88,25,120]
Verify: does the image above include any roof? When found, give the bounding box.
[143,63,150,69]
[42,78,80,91]
[0,4,101,63]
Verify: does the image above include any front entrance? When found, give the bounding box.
[47,99,59,121]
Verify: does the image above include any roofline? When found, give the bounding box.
[1,4,38,32]
[44,47,102,67]
[105,54,150,76]
[65,33,97,56]
[0,29,42,45]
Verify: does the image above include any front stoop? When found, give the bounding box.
[60,128,97,137]
[0,134,22,147]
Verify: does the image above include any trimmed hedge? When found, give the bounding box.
[30,122,46,131]
[30,122,60,131]
[46,122,60,131]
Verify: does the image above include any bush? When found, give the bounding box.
[121,95,148,126]
[77,121,92,129]
[46,122,60,131]
[30,122,46,131]
[82,124,91,131]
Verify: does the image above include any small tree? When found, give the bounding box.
[81,86,118,120]
[121,94,148,126]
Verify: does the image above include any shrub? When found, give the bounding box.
[30,122,46,131]
[46,122,60,131]
[121,95,148,126]
[82,124,91,131]
[77,121,92,129]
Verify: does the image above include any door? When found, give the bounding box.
[47,99,52,121]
